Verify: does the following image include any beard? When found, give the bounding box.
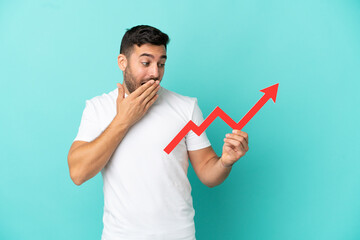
[123,66,138,94]
[123,65,160,94]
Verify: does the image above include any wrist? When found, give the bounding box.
[112,115,132,131]
[113,114,131,128]
[219,157,234,168]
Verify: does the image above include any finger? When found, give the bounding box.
[224,138,246,152]
[117,83,124,100]
[141,83,160,104]
[224,144,237,155]
[228,135,248,151]
[226,133,248,149]
[232,129,248,144]
[130,80,155,98]
[224,142,236,151]
[138,80,160,102]
[144,93,159,111]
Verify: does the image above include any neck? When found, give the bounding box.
[122,81,131,96]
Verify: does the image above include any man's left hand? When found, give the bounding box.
[221,129,249,167]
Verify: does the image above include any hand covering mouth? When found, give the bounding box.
[141,80,159,85]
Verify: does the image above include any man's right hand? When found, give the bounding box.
[115,80,160,127]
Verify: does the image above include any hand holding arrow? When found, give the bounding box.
[164,83,279,154]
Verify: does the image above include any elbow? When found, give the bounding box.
[207,183,217,188]
[68,156,84,186]
[69,167,84,186]
[203,180,217,188]
[71,173,84,186]
[203,178,222,188]
[198,175,217,188]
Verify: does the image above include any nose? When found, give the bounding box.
[149,64,160,80]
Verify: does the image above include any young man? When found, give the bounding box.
[68,25,249,240]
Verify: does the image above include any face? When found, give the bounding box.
[118,43,167,94]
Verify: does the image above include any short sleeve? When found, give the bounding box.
[185,98,211,151]
[73,100,101,142]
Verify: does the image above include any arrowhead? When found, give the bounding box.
[260,83,279,103]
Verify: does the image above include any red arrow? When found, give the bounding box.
[164,83,279,154]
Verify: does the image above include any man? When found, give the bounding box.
[68,25,249,240]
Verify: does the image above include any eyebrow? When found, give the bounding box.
[139,53,167,60]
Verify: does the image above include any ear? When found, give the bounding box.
[117,54,127,71]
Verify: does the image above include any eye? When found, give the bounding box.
[158,63,165,68]
[142,62,149,66]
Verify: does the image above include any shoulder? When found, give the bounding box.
[160,87,198,110]
[80,88,118,127]
[85,88,118,109]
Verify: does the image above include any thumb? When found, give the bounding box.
[117,83,125,100]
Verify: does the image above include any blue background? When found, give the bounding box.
[1,0,360,239]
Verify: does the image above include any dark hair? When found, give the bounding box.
[120,25,170,57]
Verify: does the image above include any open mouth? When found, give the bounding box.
[141,81,154,85]
[141,80,159,86]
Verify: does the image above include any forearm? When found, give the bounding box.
[69,116,130,185]
[201,156,232,188]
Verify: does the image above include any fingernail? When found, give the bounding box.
[226,134,230,137]
[150,80,155,84]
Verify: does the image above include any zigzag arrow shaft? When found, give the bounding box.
[164,83,279,154]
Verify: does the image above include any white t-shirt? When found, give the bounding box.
[73,86,211,240]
